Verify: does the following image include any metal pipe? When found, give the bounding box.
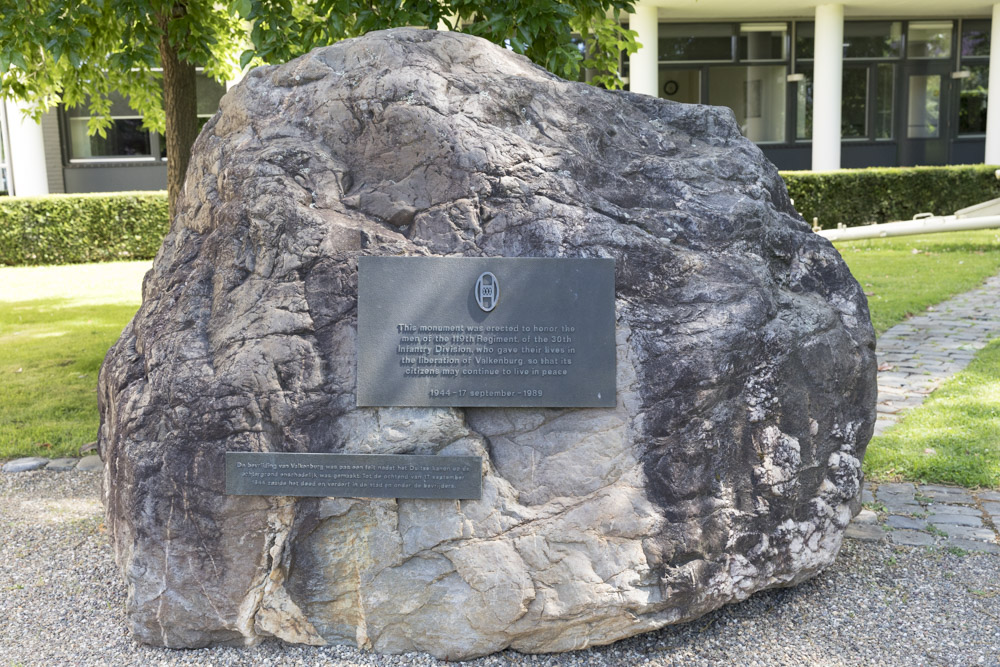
[816,214,1000,242]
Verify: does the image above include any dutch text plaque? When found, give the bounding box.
[357,256,616,407]
[226,452,482,500]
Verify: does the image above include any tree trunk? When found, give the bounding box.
[158,8,198,220]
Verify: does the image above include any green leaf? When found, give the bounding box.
[240,49,255,70]
[234,0,252,18]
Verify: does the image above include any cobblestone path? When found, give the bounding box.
[874,272,1000,436]
[849,272,1000,553]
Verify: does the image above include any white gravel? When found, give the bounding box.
[3,470,999,666]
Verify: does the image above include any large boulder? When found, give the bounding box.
[98,28,877,660]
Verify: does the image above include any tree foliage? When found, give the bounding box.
[0,0,637,212]
[0,0,241,137]
[237,0,638,89]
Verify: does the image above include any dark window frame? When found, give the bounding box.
[59,70,225,167]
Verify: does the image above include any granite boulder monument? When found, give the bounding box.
[98,28,877,660]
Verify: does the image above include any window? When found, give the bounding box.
[907,21,953,59]
[708,65,786,142]
[795,21,903,61]
[64,73,226,162]
[845,22,903,59]
[652,22,790,142]
[794,63,894,140]
[907,74,942,138]
[961,20,991,57]
[842,66,868,138]
[738,23,787,61]
[959,19,990,136]
[874,64,894,139]
[66,92,153,160]
[795,22,815,60]
[659,24,733,61]
[958,65,988,134]
[658,68,701,103]
[795,74,811,140]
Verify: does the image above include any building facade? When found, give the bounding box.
[2,3,999,195]
[627,0,1000,170]
[0,74,226,196]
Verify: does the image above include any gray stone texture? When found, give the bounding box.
[946,538,1000,554]
[928,513,984,527]
[45,458,80,472]
[2,457,49,473]
[844,523,886,542]
[886,515,926,531]
[890,530,936,547]
[925,503,980,517]
[97,29,877,659]
[76,455,104,472]
[933,524,996,542]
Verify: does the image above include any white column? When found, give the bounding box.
[628,3,659,97]
[985,4,1000,164]
[811,4,844,171]
[3,99,49,196]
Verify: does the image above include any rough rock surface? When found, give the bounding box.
[98,28,877,660]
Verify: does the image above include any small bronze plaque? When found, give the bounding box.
[225,452,482,500]
[357,257,616,407]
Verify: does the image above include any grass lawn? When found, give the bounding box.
[862,339,1000,488]
[833,229,1000,489]
[0,261,149,460]
[835,229,1000,334]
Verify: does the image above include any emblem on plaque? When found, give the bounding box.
[475,272,499,312]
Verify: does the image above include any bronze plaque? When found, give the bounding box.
[357,257,616,407]
[226,452,482,499]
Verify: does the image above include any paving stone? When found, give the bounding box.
[978,491,1000,502]
[932,524,996,542]
[982,501,1000,515]
[881,497,923,514]
[928,514,985,528]
[919,485,976,504]
[853,509,878,525]
[944,538,1000,555]
[76,455,104,472]
[877,482,917,498]
[878,372,912,384]
[2,457,49,473]
[892,397,927,408]
[861,488,875,505]
[925,503,981,516]
[890,529,936,547]
[886,515,927,530]
[845,523,887,542]
[872,422,896,437]
[45,458,79,472]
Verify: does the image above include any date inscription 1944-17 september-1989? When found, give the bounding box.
[357,256,617,408]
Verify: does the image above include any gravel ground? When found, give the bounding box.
[2,471,999,667]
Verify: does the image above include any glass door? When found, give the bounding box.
[898,61,951,165]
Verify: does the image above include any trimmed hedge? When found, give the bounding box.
[0,191,168,266]
[2,166,999,266]
[780,165,1000,229]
